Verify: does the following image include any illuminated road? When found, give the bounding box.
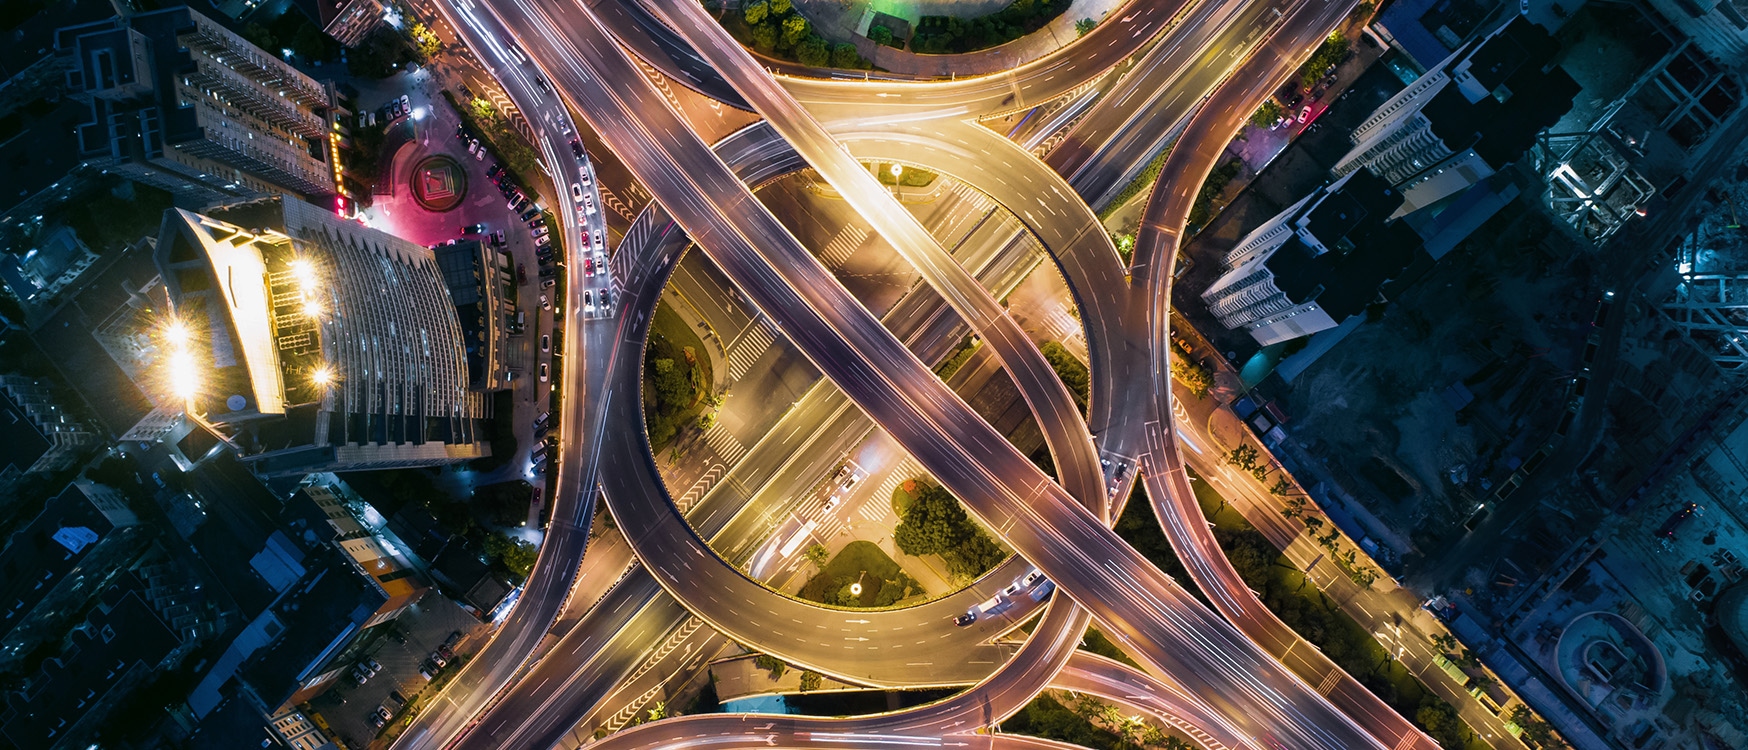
[398,1,1459,749]
[470,0,1400,748]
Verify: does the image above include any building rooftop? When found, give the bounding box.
[1429,18,1581,172]
[0,578,179,749]
[237,544,386,710]
[0,482,133,643]
[1267,169,1426,323]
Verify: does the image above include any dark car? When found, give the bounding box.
[487,163,502,178]
[954,612,977,627]
[520,207,540,222]
[461,223,485,235]
[570,139,585,159]
[516,263,527,284]
[539,265,556,278]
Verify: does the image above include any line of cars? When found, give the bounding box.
[954,568,1054,626]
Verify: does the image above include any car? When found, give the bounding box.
[507,193,523,210]
[954,612,977,627]
[537,249,555,263]
[516,263,527,284]
[581,193,595,215]
[541,277,556,289]
[570,139,585,158]
[540,334,550,353]
[388,690,407,707]
[376,706,394,722]
[371,714,388,729]
[534,76,551,92]
[529,216,546,229]
[534,412,551,428]
[538,363,549,382]
[430,651,448,668]
[539,265,556,279]
[418,665,435,681]
[350,667,369,685]
[435,643,455,661]
[579,230,590,246]
[1020,569,1044,588]
[593,234,604,252]
[583,290,595,314]
[532,441,548,459]
[1520,0,1530,13]
[539,293,549,309]
[399,94,410,113]
[1297,105,1312,123]
[1002,582,1022,598]
[593,252,607,276]
[579,168,592,186]
[520,207,540,222]
[506,41,528,64]
[571,183,585,202]
[364,657,381,674]
[475,147,485,162]
[461,223,485,235]
[491,230,506,246]
[487,163,502,178]
[531,225,549,239]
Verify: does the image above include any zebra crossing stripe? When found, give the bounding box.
[703,422,747,464]
[817,225,868,268]
[727,319,777,381]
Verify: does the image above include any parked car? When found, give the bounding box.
[538,363,549,382]
[531,225,549,239]
[490,230,506,246]
[418,664,435,681]
[430,651,448,668]
[516,263,527,284]
[540,334,551,353]
[541,277,556,289]
[539,265,556,279]
[520,207,540,222]
[487,163,502,178]
[364,657,381,675]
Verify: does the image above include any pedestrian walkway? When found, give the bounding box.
[726,318,778,381]
[818,224,868,269]
[702,421,748,463]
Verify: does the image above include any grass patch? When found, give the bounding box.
[934,335,982,380]
[910,0,1074,54]
[1041,341,1089,414]
[644,301,713,450]
[798,541,925,607]
[1098,144,1173,220]
[1186,157,1243,233]
[1080,626,1141,670]
[874,163,938,187]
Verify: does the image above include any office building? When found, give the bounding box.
[1334,17,1578,216]
[433,239,515,392]
[0,376,98,478]
[0,577,182,750]
[153,196,491,478]
[0,481,148,672]
[55,6,339,207]
[1201,169,1424,346]
[316,0,387,46]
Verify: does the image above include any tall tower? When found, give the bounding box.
[152,197,490,476]
[1333,17,1577,217]
[55,7,339,207]
[1201,169,1424,346]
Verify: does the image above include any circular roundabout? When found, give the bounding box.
[410,155,468,212]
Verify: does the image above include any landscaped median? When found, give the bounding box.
[1113,480,1495,750]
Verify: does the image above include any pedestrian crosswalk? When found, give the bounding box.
[856,499,889,523]
[726,318,778,381]
[817,225,868,269]
[702,422,747,464]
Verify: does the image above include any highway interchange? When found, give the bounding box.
[395,1,1455,749]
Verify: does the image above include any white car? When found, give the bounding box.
[592,234,604,252]
[582,193,596,215]
[538,363,549,382]
[583,290,595,314]
[540,334,550,353]
[571,183,585,203]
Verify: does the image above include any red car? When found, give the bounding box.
[516,263,527,284]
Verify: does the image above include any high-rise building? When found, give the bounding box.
[432,239,515,392]
[1201,169,1424,346]
[1334,17,1578,217]
[55,7,339,207]
[152,196,491,477]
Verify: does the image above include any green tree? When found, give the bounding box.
[798,670,822,692]
[1225,443,1260,471]
[1249,99,1286,129]
[744,0,769,25]
[1270,476,1296,496]
[1040,341,1090,410]
[753,654,786,680]
[750,23,778,53]
[804,543,830,570]
[1508,705,1565,749]
[769,0,792,15]
[830,42,860,68]
[485,533,538,579]
[1299,32,1350,89]
[796,35,829,66]
[868,24,894,47]
[1075,18,1096,36]
[780,14,811,48]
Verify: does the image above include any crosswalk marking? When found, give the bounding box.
[702,422,747,464]
[857,500,888,523]
[875,458,923,506]
[817,225,868,269]
[726,318,778,381]
[1317,668,1343,695]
